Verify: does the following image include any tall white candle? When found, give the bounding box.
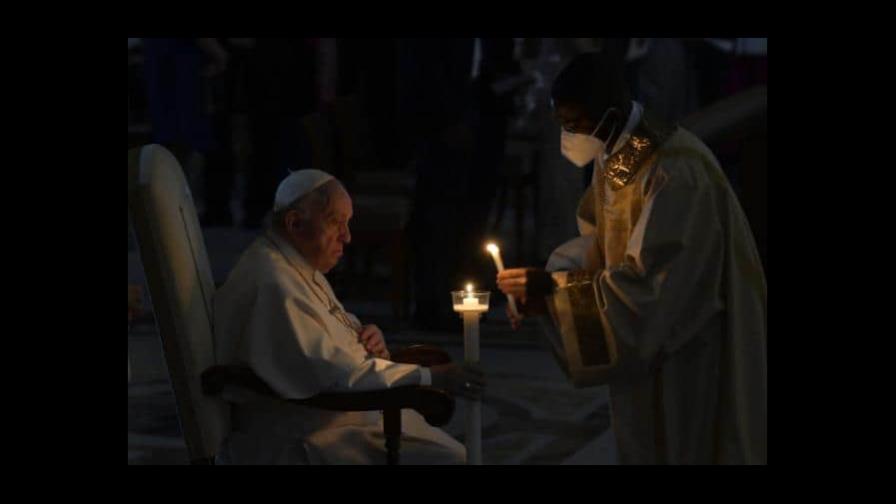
[452,283,485,465]
[463,311,481,464]
[486,243,520,318]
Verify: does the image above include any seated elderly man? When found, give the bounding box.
[214,169,482,464]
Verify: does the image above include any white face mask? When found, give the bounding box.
[560,108,618,168]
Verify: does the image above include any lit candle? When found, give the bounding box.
[463,283,478,307]
[453,283,488,313]
[449,283,489,465]
[485,243,520,318]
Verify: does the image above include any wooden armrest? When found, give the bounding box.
[390,344,452,367]
[201,365,455,426]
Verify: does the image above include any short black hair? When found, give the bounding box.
[550,51,631,123]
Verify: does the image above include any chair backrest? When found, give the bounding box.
[128,145,229,463]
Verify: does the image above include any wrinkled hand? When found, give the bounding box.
[430,362,486,400]
[497,268,553,317]
[358,324,390,360]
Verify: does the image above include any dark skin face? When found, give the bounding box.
[497,99,630,330]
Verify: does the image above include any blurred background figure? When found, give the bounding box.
[399,38,531,330]
[399,38,478,330]
[630,38,698,124]
[200,38,253,227]
[243,38,320,229]
[463,38,525,299]
[528,38,600,264]
[140,38,219,213]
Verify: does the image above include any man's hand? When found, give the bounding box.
[358,324,390,360]
[496,267,554,302]
[429,362,486,400]
[497,268,553,317]
[498,268,552,325]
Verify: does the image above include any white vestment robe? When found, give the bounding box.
[546,105,766,464]
[213,230,464,464]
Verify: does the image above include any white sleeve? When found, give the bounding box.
[340,311,430,385]
[594,163,725,363]
[245,281,426,398]
[419,367,432,386]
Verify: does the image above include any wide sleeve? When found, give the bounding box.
[594,163,726,364]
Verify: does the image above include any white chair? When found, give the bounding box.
[128,145,229,464]
[128,144,455,464]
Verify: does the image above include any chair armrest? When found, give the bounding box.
[390,344,452,367]
[201,365,455,427]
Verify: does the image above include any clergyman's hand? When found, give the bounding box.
[497,268,554,320]
[496,267,554,303]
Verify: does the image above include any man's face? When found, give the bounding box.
[293,185,353,274]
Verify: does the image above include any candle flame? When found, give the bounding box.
[486,243,499,255]
[466,283,473,294]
